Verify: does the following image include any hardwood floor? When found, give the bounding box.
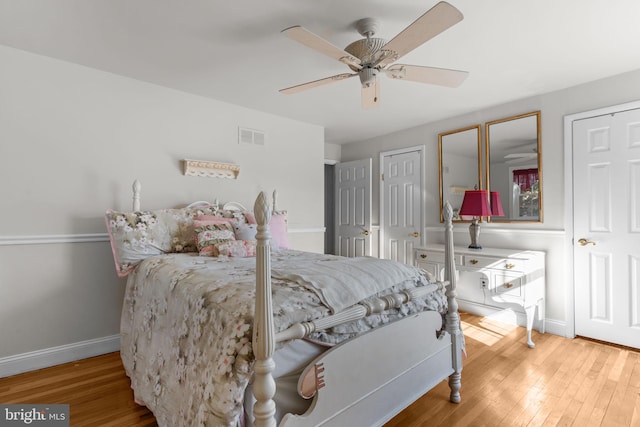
[1,313,638,426]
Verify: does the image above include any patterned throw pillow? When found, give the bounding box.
[214,240,257,257]
[195,223,236,256]
[105,205,219,277]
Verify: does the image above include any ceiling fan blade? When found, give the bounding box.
[282,26,362,70]
[361,77,380,109]
[505,157,538,165]
[504,153,537,159]
[375,1,463,67]
[280,73,357,95]
[384,64,468,87]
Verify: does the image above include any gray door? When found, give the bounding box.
[334,159,372,257]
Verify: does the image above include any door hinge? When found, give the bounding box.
[381,174,384,181]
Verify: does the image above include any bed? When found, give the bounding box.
[105,180,463,427]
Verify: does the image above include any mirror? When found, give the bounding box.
[485,111,542,222]
[438,125,482,222]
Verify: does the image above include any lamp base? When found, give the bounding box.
[468,218,482,249]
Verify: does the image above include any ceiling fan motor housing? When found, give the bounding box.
[344,38,386,69]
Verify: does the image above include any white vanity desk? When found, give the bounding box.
[415,245,546,348]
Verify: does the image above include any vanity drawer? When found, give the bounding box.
[463,255,525,272]
[492,274,524,298]
[415,250,462,265]
[415,250,445,263]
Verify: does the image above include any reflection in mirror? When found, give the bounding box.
[438,125,482,222]
[485,111,542,222]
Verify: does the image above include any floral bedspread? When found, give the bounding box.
[120,250,447,426]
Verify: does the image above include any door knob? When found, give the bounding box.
[362,230,370,236]
[410,232,420,238]
[577,238,596,246]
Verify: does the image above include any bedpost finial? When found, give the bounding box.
[444,201,454,222]
[254,191,272,226]
[132,179,142,212]
[272,190,278,213]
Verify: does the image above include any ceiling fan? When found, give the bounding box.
[504,149,538,164]
[279,1,468,109]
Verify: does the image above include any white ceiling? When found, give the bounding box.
[2,0,640,144]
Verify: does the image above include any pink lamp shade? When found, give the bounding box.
[459,190,491,217]
[490,191,505,216]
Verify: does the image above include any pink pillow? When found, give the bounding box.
[241,212,288,249]
[269,213,289,249]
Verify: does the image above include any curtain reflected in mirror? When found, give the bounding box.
[438,125,482,222]
[485,111,542,222]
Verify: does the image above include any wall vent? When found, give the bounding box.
[239,127,266,145]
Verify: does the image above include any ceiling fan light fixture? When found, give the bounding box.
[359,68,378,88]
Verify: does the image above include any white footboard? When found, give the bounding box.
[251,194,462,426]
[281,310,452,427]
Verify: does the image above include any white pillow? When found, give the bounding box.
[233,222,257,240]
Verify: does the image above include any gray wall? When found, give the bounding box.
[341,68,640,335]
[0,45,325,363]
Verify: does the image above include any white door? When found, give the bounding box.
[334,159,372,257]
[573,108,640,348]
[380,147,423,265]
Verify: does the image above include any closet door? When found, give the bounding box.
[573,108,640,348]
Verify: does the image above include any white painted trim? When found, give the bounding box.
[0,233,110,246]
[425,226,565,236]
[562,99,640,340]
[287,226,325,234]
[544,318,569,338]
[0,334,121,378]
[0,227,324,246]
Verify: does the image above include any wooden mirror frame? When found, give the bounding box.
[485,111,542,223]
[438,124,483,222]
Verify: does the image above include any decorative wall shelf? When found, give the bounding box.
[182,159,240,179]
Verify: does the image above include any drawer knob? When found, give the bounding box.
[469,259,478,265]
[420,254,427,259]
[504,283,514,289]
[505,263,515,269]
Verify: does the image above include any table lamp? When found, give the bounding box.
[490,191,505,217]
[459,190,491,249]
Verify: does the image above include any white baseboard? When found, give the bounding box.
[543,318,568,338]
[0,334,120,378]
